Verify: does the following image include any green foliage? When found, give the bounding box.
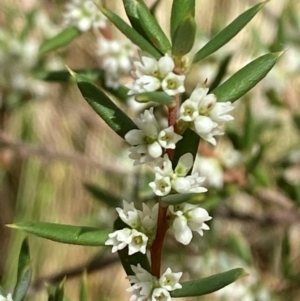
[47,278,66,301]
[212,52,282,103]
[171,268,247,297]
[171,16,196,56]
[74,73,137,139]
[100,6,161,59]
[161,193,203,205]
[39,27,81,54]
[84,182,122,208]
[170,0,195,39]
[135,92,174,105]
[193,1,267,63]
[172,128,200,169]
[9,222,111,246]
[79,272,88,301]
[135,0,171,54]
[12,239,32,301]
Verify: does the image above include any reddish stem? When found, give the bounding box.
[150,95,180,277]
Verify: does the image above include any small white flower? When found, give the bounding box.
[105,228,148,255]
[0,293,13,301]
[97,38,135,89]
[179,86,234,145]
[194,156,224,188]
[116,201,140,229]
[127,265,182,301]
[126,55,186,96]
[149,173,172,196]
[161,72,186,95]
[149,154,207,196]
[158,126,182,149]
[152,288,171,301]
[125,108,182,165]
[159,268,182,291]
[168,203,212,245]
[64,0,107,32]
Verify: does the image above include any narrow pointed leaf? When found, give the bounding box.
[74,73,137,139]
[136,0,171,53]
[122,0,149,40]
[161,193,203,205]
[114,218,150,276]
[171,268,247,297]
[84,183,122,207]
[150,0,163,14]
[80,272,88,301]
[13,239,32,301]
[193,1,267,63]
[212,52,282,103]
[8,222,111,246]
[100,7,161,59]
[54,279,65,301]
[171,0,195,39]
[172,128,200,169]
[39,27,81,54]
[135,92,174,105]
[172,15,196,56]
[35,68,130,102]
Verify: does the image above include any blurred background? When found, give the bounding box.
[0,0,300,300]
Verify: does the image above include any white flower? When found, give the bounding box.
[152,288,171,301]
[0,293,13,301]
[127,264,156,301]
[127,265,182,301]
[159,268,182,291]
[168,203,212,245]
[116,200,158,235]
[64,0,107,32]
[149,153,207,196]
[97,38,135,89]
[161,72,185,96]
[116,201,140,229]
[105,228,148,255]
[125,108,182,165]
[179,86,234,145]
[194,156,224,188]
[149,173,172,196]
[126,55,186,96]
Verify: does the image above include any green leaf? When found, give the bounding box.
[74,73,137,139]
[13,239,32,301]
[100,7,161,59]
[171,268,247,297]
[150,0,163,14]
[135,92,174,105]
[34,68,104,82]
[8,222,111,246]
[84,183,122,207]
[80,272,88,301]
[172,15,196,56]
[35,68,130,102]
[0,286,4,295]
[136,0,171,53]
[48,279,66,301]
[209,54,232,91]
[241,101,257,150]
[122,0,151,42]
[212,52,282,103]
[171,0,195,39]
[193,1,267,63]
[161,193,203,205]
[39,27,81,54]
[172,128,200,169]
[114,218,150,276]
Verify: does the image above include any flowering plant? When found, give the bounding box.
[6,0,283,300]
